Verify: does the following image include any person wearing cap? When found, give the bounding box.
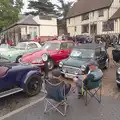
[51,69,71,95]
[73,64,103,99]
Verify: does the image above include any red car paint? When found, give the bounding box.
[21,40,74,66]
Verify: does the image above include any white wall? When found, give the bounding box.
[66,0,120,36]
[33,15,58,36]
[40,25,58,36]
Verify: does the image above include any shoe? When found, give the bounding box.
[78,92,82,99]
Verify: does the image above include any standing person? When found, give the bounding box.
[73,64,103,99]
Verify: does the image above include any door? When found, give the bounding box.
[56,42,74,63]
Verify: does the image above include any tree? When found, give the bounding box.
[0,0,23,30]
[26,0,55,15]
[55,0,73,34]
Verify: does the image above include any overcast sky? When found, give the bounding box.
[22,0,75,13]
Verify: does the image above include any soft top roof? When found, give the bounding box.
[74,43,103,50]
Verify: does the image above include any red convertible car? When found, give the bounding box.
[21,40,74,70]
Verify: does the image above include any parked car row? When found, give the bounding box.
[0,42,41,62]
[1,38,120,99]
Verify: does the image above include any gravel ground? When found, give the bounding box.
[0,47,120,117]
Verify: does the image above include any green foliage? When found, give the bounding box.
[0,0,23,29]
[26,0,55,15]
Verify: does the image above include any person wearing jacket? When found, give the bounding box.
[73,64,103,99]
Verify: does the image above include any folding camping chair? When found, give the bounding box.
[84,77,102,106]
[44,79,70,116]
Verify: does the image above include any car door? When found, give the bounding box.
[58,42,74,59]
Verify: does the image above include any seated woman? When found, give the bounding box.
[73,64,103,99]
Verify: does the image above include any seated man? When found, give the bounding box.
[73,64,103,99]
[50,69,71,96]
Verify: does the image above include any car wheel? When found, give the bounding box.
[48,59,54,70]
[24,75,42,97]
[105,59,109,69]
[16,56,22,63]
[117,83,120,88]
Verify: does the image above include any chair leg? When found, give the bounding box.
[84,85,102,105]
[85,89,88,106]
[99,86,102,103]
[44,99,48,113]
[44,99,67,116]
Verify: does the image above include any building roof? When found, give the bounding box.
[66,0,113,18]
[110,8,120,20]
[16,15,38,25]
[1,15,39,32]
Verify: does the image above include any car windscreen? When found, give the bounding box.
[70,49,94,59]
[42,42,60,50]
[15,43,26,50]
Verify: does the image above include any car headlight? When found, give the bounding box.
[74,70,79,75]
[42,53,49,62]
[32,58,42,64]
[117,68,120,74]
[81,65,86,71]
[59,61,63,67]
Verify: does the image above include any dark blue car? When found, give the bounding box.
[0,55,43,98]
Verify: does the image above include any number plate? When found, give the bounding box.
[65,74,74,79]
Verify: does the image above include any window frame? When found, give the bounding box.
[99,9,104,17]
[82,13,89,21]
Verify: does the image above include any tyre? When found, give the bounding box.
[47,59,54,70]
[24,75,42,96]
[117,83,120,88]
[16,56,22,63]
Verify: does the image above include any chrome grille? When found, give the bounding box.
[62,66,81,74]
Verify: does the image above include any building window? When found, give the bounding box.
[39,15,52,20]
[99,9,104,17]
[92,12,94,17]
[74,26,77,32]
[82,13,89,21]
[68,19,70,24]
[102,20,114,31]
[82,24,89,33]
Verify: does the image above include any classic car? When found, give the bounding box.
[112,43,120,63]
[59,43,109,79]
[0,55,43,98]
[21,40,74,70]
[1,42,41,62]
[0,44,13,52]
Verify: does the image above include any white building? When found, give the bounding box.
[66,0,120,36]
[0,14,58,44]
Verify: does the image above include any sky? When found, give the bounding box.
[22,0,75,13]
